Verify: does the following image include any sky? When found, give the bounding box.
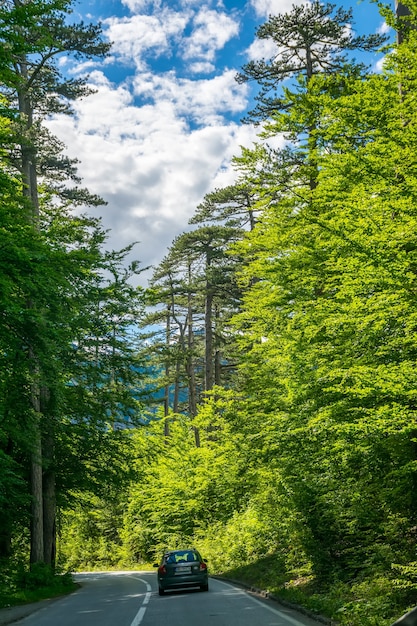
[47,0,393,286]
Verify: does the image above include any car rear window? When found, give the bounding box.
[164,550,199,563]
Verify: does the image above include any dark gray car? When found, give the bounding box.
[154,548,209,595]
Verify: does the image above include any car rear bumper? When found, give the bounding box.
[159,574,208,590]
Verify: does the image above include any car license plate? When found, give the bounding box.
[175,566,191,574]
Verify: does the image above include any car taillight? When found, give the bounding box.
[158,565,167,574]
[199,562,207,571]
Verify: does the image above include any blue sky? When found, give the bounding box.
[48,0,393,285]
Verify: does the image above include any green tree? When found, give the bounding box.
[148,223,243,429]
[0,0,149,572]
[235,1,387,197]
[190,181,261,231]
[229,3,417,586]
[147,247,204,432]
[236,1,386,123]
[0,97,34,558]
[172,226,242,393]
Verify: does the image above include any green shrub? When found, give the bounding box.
[0,561,76,609]
[15,563,56,590]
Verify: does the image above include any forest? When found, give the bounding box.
[1,0,417,624]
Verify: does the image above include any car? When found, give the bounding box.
[153,548,209,595]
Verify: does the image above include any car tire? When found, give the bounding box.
[158,586,165,596]
[200,583,209,592]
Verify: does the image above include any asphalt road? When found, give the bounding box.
[3,571,327,626]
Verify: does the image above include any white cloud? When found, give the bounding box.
[178,0,210,7]
[105,10,189,70]
[121,0,163,12]
[377,21,391,35]
[106,5,239,74]
[246,36,279,62]
[47,69,257,284]
[133,70,248,124]
[188,60,216,74]
[249,0,308,18]
[181,8,239,63]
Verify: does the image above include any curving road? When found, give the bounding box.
[10,571,325,626]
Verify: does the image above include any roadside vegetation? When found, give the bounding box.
[0,562,77,608]
[1,1,417,626]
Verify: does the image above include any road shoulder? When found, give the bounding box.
[0,597,62,625]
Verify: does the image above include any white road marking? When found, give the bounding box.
[129,577,152,626]
[248,594,314,626]
[215,579,318,626]
[130,607,146,626]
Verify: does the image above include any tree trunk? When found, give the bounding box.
[30,417,44,566]
[204,285,214,392]
[0,437,14,558]
[187,294,197,417]
[186,267,200,447]
[164,305,171,440]
[396,2,411,44]
[42,467,56,567]
[173,359,180,413]
[17,61,39,219]
[0,533,12,559]
[42,415,56,568]
[19,65,45,566]
[214,305,222,386]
